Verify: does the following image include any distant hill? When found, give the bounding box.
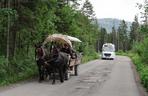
[98,18,132,33]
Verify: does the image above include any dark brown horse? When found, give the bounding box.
[35,43,47,82]
[35,44,69,84]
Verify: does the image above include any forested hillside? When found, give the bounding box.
[98,18,131,32]
[0,0,100,85]
[98,19,132,52]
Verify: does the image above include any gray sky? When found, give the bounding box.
[89,0,143,22]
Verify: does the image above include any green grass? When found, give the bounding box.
[82,52,99,63]
[116,50,128,56]
[0,50,38,86]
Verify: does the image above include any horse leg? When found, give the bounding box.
[39,65,45,82]
[47,65,52,80]
[59,67,64,83]
[52,68,56,84]
[38,67,42,82]
[41,65,45,79]
[37,61,42,82]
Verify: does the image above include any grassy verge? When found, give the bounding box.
[116,50,127,56]
[82,52,99,63]
[129,53,148,91]
[0,51,38,86]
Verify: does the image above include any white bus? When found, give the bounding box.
[101,43,115,60]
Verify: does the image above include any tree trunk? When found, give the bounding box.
[6,0,10,69]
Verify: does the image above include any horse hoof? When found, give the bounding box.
[38,80,42,83]
[61,80,64,83]
[39,78,44,83]
[52,82,55,85]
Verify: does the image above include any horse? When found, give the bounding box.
[46,46,69,84]
[35,43,50,82]
[35,44,69,84]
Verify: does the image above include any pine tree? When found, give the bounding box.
[141,0,148,25]
[138,0,148,37]
[109,26,118,51]
[111,26,117,45]
[81,0,95,20]
[117,20,128,51]
[130,16,140,44]
[99,27,107,51]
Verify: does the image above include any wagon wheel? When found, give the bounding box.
[74,65,78,76]
[65,70,70,80]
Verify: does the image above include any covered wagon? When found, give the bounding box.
[43,34,82,78]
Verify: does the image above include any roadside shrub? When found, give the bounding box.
[130,53,148,91]
[132,41,144,56]
[140,66,148,89]
[82,48,99,63]
[130,38,148,90]
[141,38,148,65]
[0,56,8,84]
[132,38,148,65]
[0,50,37,86]
[116,50,127,55]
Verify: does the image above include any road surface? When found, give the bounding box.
[0,56,145,96]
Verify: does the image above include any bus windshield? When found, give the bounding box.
[102,44,115,52]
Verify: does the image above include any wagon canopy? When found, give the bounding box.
[43,34,82,47]
[66,36,82,42]
[43,34,72,47]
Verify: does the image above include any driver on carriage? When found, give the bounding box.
[61,44,71,54]
[61,44,77,59]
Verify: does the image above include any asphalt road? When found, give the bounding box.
[0,56,144,96]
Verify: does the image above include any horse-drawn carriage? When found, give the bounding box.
[35,34,82,84]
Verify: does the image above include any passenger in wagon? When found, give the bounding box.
[61,44,77,59]
[61,44,72,54]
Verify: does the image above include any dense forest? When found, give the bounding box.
[0,0,148,91]
[0,0,100,85]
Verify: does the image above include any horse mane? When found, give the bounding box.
[35,47,44,59]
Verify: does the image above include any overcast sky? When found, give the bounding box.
[89,0,143,22]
